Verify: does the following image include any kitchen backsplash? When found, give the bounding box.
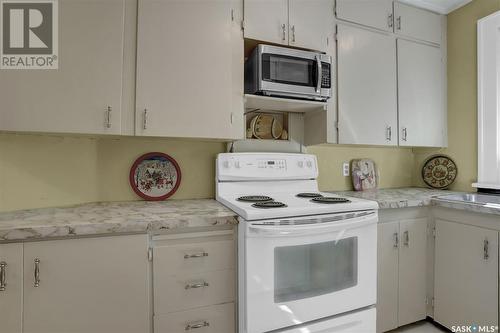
[0,133,418,212]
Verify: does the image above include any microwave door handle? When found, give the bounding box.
[315,55,322,94]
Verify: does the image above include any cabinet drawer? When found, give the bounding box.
[154,303,235,333]
[155,269,235,314]
[154,239,234,274]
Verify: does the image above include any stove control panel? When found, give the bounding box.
[217,153,318,181]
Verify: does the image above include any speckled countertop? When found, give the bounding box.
[331,187,460,209]
[0,200,238,242]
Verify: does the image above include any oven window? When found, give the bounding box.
[262,53,316,87]
[274,238,358,303]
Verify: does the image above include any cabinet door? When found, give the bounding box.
[0,243,23,333]
[136,0,243,140]
[434,220,498,330]
[23,235,150,333]
[336,0,394,32]
[244,0,288,44]
[0,0,125,135]
[398,39,444,147]
[398,219,427,327]
[377,222,399,333]
[288,0,334,52]
[394,2,442,44]
[337,24,398,146]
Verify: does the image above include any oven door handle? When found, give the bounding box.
[248,216,375,237]
[315,55,322,94]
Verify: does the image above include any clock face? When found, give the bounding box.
[422,155,457,189]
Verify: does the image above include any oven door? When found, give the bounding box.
[243,212,377,333]
[258,45,331,100]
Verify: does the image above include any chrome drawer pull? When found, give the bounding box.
[484,239,489,260]
[185,320,209,330]
[184,252,208,259]
[185,281,209,290]
[0,262,6,291]
[393,232,399,248]
[403,230,409,247]
[34,258,40,287]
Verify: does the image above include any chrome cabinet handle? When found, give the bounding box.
[0,262,6,291]
[402,127,408,141]
[184,252,208,259]
[396,16,401,30]
[185,281,209,290]
[388,13,394,28]
[315,55,322,94]
[393,232,399,248]
[403,231,409,247]
[105,106,112,128]
[386,126,392,141]
[34,258,40,287]
[291,25,296,43]
[143,109,148,130]
[484,239,489,260]
[185,321,209,330]
[281,23,286,41]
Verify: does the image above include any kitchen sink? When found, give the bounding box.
[436,193,500,206]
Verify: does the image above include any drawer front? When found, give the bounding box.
[155,269,235,314]
[154,239,234,274]
[154,303,235,333]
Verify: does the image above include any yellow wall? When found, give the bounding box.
[0,132,415,212]
[413,0,500,191]
[0,133,225,212]
[308,145,414,191]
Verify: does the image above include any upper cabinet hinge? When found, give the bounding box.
[432,227,436,238]
[148,248,153,261]
[241,20,245,31]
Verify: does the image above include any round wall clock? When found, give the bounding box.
[129,152,181,201]
[421,155,457,189]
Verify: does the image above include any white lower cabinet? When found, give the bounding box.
[434,219,498,330]
[152,229,236,333]
[0,235,151,333]
[0,243,23,333]
[377,214,428,332]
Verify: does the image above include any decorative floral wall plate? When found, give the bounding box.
[129,152,181,201]
[422,155,457,189]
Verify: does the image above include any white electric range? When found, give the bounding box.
[216,153,378,333]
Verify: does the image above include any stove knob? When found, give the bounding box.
[298,161,304,168]
[306,160,313,168]
[234,161,241,168]
[223,160,232,168]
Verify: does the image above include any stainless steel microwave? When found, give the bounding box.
[245,44,332,101]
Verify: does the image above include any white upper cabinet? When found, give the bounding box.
[288,0,335,52]
[244,0,289,45]
[337,24,398,146]
[244,0,334,52]
[136,0,244,140]
[0,0,126,135]
[336,0,394,32]
[394,2,442,44]
[398,39,445,147]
